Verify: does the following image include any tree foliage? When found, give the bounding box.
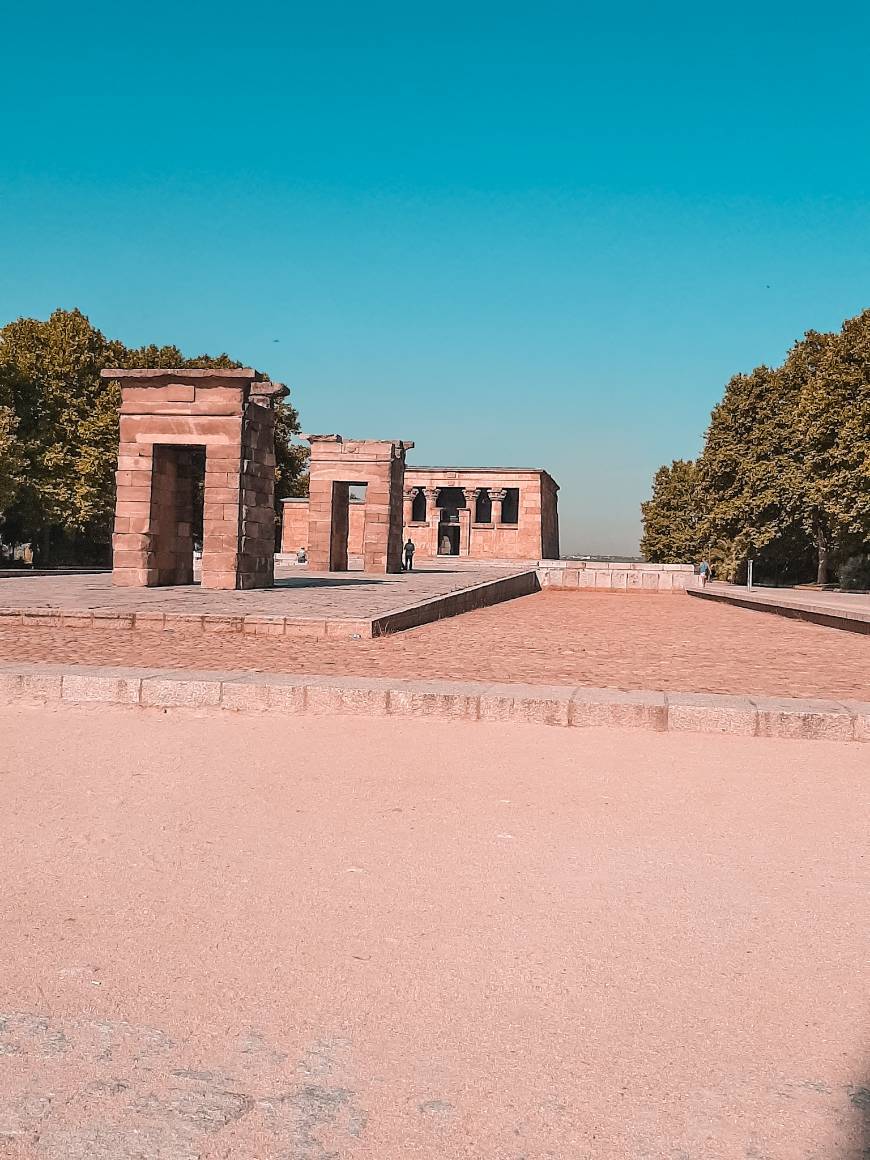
[0,397,20,515]
[0,308,307,563]
[641,309,870,584]
[640,460,703,563]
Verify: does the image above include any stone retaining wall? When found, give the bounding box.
[1,664,866,743]
[538,560,696,592]
[372,569,539,634]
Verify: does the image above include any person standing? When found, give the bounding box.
[403,538,416,572]
[699,559,712,586]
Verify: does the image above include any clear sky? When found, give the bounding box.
[2,1,869,554]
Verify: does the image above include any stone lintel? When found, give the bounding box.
[301,434,415,452]
[101,368,265,380]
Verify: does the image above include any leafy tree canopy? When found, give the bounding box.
[0,308,307,562]
[641,308,870,585]
[640,459,703,564]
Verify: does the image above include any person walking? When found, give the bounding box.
[403,538,416,572]
[698,559,712,587]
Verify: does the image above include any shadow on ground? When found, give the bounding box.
[855,1068,870,1158]
[273,577,383,589]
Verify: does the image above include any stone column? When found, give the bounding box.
[464,488,480,522]
[113,440,157,586]
[489,488,507,526]
[461,488,479,556]
[403,488,417,531]
[426,487,441,555]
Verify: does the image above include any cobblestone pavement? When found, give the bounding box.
[0,563,521,619]
[0,591,867,699]
[2,706,868,1158]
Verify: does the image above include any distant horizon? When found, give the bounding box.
[3,0,869,556]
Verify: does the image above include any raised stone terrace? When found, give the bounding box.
[0,561,535,639]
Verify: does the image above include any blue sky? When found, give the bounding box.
[2,1,868,553]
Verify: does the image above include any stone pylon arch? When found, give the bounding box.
[104,367,286,590]
[302,434,414,572]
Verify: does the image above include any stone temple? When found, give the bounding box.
[282,462,560,564]
[105,366,560,589]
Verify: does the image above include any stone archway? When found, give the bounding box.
[104,367,286,590]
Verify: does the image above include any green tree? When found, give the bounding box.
[0,308,113,559]
[0,391,20,517]
[640,459,704,562]
[0,308,307,562]
[797,311,870,582]
[642,310,869,585]
[696,363,810,580]
[274,400,309,502]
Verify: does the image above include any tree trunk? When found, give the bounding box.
[40,525,51,568]
[813,515,829,586]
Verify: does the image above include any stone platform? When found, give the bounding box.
[689,582,870,633]
[0,562,538,640]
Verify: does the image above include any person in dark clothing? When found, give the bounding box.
[403,538,416,571]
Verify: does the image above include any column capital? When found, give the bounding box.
[489,488,507,501]
[403,487,420,502]
[462,486,480,502]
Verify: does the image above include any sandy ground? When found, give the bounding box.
[1,704,868,1158]
[1,590,869,700]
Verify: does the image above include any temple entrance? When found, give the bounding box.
[303,435,413,574]
[435,486,464,556]
[326,482,367,571]
[108,367,286,590]
[438,523,460,555]
[150,445,205,585]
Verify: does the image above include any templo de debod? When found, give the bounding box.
[104,365,560,590]
[282,461,560,563]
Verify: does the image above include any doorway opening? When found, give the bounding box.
[150,444,205,585]
[438,524,460,555]
[328,481,367,570]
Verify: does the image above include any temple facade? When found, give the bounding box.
[282,465,559,562]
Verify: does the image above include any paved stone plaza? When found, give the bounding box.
[2,705,868,1158]
[0,588,866,700]
[0,563,522,619]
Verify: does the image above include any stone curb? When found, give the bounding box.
[372,569,540,634]
[0,663,866,743]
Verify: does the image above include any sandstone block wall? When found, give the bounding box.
[105,369,285,591]
[281,466,560,562]
[303,436,413,573]
[537,561,697,592]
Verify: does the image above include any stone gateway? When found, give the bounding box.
[105,367,286,590]
[282,464,559,563]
